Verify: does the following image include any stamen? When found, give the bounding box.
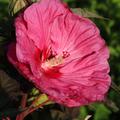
[41,51,70,70]
[44,56,64,68]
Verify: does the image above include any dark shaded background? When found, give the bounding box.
[0,0,120,120]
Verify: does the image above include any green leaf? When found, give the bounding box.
[32,94,53,107]
[9,0,32,15]
[79,106,88,120]
[94,104,111,120]
[71,8,109,20]
[104,99,119,112]
[111,81,120,95]
[0,70,20,102]
[30,88,39,96]
[64,0,74,2]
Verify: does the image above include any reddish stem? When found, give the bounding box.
[19,99,50,119]
[16,93,27,120]
[16,93,50,120]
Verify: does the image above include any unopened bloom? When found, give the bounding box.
[7,0,111,107]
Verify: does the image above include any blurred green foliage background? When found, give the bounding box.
[0,0,120,120]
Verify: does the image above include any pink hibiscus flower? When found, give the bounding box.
[7,0,111,107]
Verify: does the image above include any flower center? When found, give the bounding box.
[41,55,64,70]
[41,51,70,70]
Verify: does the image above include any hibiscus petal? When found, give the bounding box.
[7,42,37,83]
[23,0,68,50]
[50,10,107,60]
[35,74,110,107]
[15,14,43,78]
